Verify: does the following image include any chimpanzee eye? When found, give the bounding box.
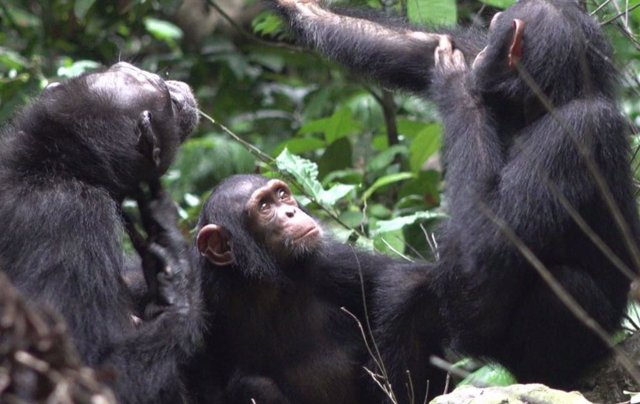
[277,188,288,200]
[259,200,270,212]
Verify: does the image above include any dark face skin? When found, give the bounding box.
[197,179,323,268]
[246,179,322,259]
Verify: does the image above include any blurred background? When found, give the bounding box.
[1,0,638,258]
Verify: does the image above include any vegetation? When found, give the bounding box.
[1,0,639,259]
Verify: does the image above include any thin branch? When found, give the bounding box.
[600,3,640,26]
[197,109,364,236]
[204,0,306,52]
[479,202,640,385]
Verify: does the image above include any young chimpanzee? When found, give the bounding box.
[186,174,443,403]
[0,62,202,403]
[270,0,640,401]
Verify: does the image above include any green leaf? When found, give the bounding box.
[274,137,326,155]
[407,0,457,26]
[367,145,407,173]
[457,363,517,387]
[398,119,429,138]
[74,0,96,19]
[275,149,325,201]
[480,0,516,9]
[144,17,183,42]
[170,134,256,197]
[373,228,406,257]
[57,60,101,78]
[323,169,364,186]
[409,124,441,173]
[370,210,445,236]
[0,48,27,70]
[321,183,356,206]
[362,172,415,201]
[275,149,355,209]
[298,107,362,144]
[252,11,284,37]
[318,137,352,179]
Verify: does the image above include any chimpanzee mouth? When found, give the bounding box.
[296,226,321,241]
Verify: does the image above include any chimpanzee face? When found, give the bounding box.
[41,62,198,177]
[196,177,324,271]
[245,179,323,259]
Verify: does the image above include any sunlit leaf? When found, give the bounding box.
[362,172,415,201]
[367,145,407,173]
[252,11,284,36]
[480,0,516,9]
[458,363,517,387]
[373,228,406,257]
[275,137,326,155]
[0,48,27,70]
[144,17,183,42]
[321,183,356,206]
[57,60,101,78]
[275,149,355,209]
[298,107,362,144]
[409,124,441,173]
[275,148,324,201]
[408,0,457,26]
[370,210,445,236]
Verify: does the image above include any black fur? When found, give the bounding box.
[272,1,639,403]
[185,174,426,404]
[0,62,202,403]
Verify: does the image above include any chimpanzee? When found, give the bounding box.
[270,0,640,402]
[184,174,441,404]
[425,0,639,383]
[0,62,203,403]
[268,0,484,93]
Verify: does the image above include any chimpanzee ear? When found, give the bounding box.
[508,19,525,69]
[196,224,234,266]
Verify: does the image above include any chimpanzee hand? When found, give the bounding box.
[130,180,192,318]
[434,35,466,76]
[432,35,469,108]
[272,0,317,6]
[136,110,161,169]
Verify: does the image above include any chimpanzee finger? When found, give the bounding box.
[452,49,466,70]
[438,35,453,53]
[122,211,147,256]
[147,242,175,277]
[135,111,161,168]
[146,242,191,309]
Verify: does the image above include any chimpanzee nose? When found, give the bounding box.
[285,207,296,218]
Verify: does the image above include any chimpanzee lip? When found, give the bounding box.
[296,226,320,241]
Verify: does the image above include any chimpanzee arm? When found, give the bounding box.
[431,42,629,253]
[432,43,632,343]
[269,0,483,92]
[372,263,447,403]
[441,96,628,256]
[2,184,201,403]
[105,185,203,402]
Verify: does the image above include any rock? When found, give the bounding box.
[430,384,592,404]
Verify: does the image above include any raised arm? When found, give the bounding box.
[269,0,483,93]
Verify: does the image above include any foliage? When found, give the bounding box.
[1,0,639,260]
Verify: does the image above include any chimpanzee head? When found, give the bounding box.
[195,175,324,282]
[15,62,198,198]
[471,0,614,104]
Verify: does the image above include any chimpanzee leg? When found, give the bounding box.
[499,266,620,386]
